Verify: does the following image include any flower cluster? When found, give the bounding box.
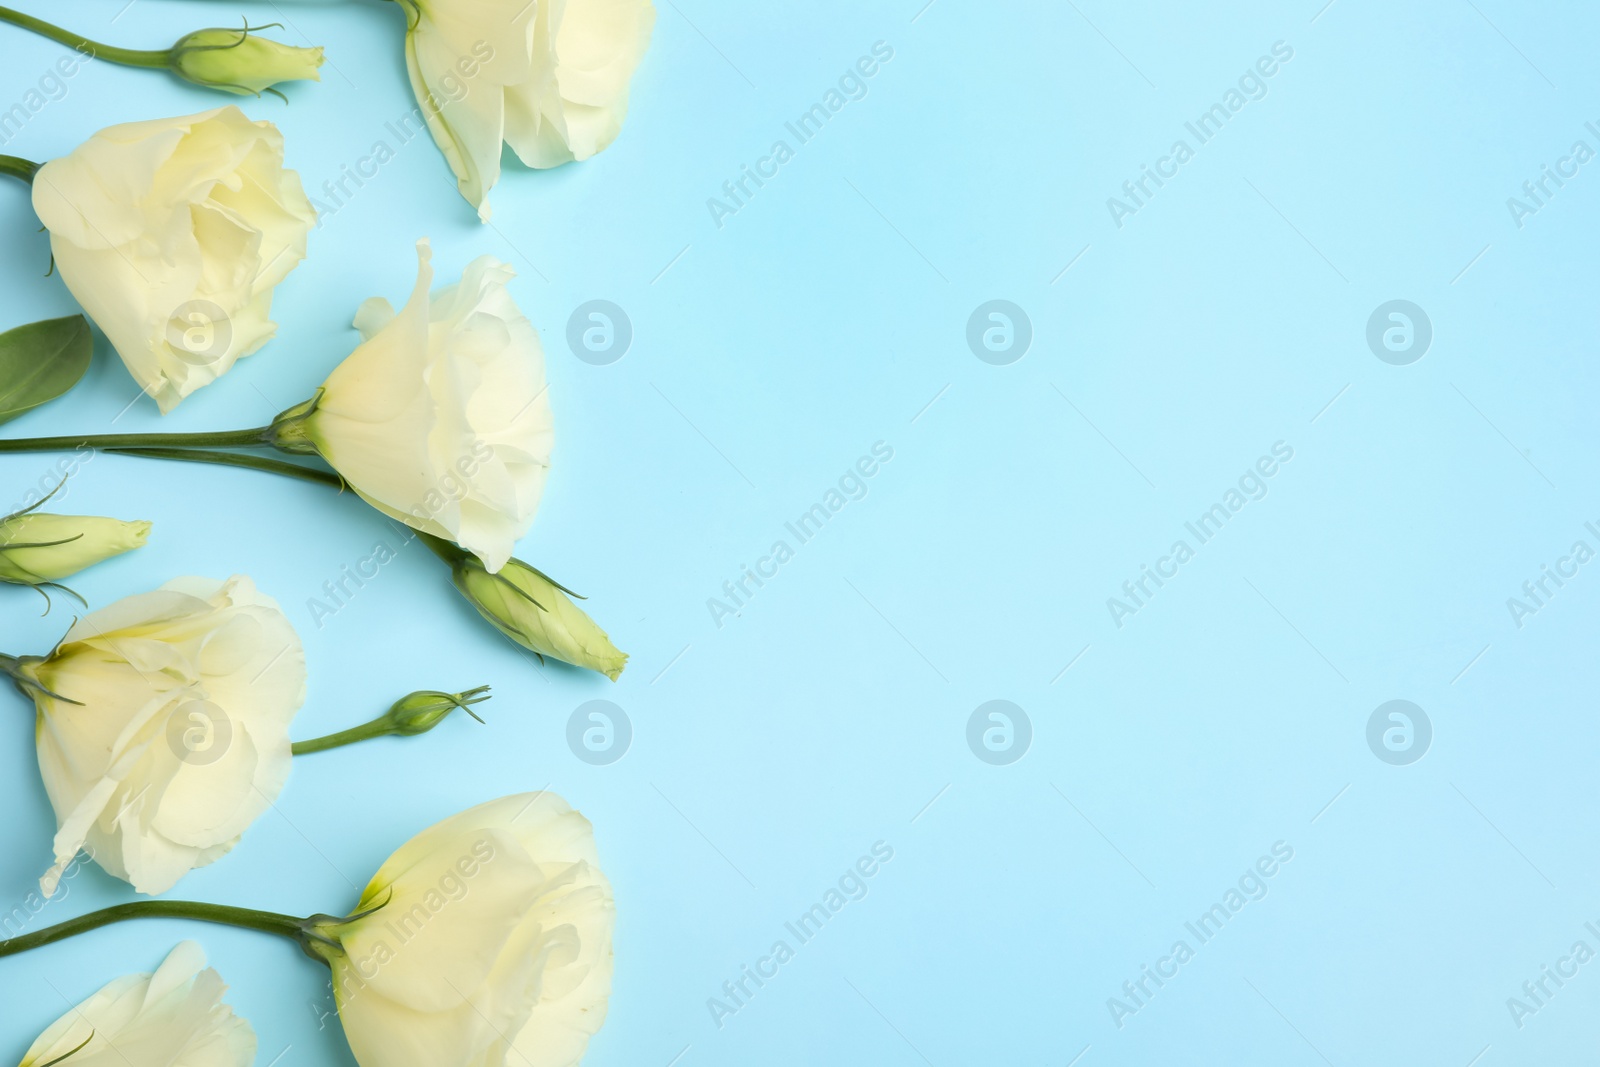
[0,2,653,1064]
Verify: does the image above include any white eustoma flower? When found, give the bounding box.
[32,106,315,413]
[277,239,553,574]
[319,792,614,1067]
[402,0,655,218]
[15,575,306,897]
[18,941,256,1067]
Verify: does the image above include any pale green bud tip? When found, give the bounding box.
[454,560,629,680]
[0,514,150,584]
[171,28,324,96]
[383,685,491,735]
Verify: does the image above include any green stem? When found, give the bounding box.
[0,6,169,68]
[291,718,392,756]
[0,154,39,185]
[0,427,273,454]
[105,446,344,489]
[0,900,310,959]
[418,530,469,565]
[292,685,490,756]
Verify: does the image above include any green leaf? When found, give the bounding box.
[0,315,93,427]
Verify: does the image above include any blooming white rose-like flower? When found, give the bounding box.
[32,106,315,413]
[402,0,655,218]
[18,941,256,1067]
[14,575,306,897]
[275,239,553,574]
[317,792,614,1067]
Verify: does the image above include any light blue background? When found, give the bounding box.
[3,0,1600,1064]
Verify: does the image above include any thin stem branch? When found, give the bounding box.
[292,686,490,756]
[0,427,274,454]
[0,6,169,68]
[417,530,468,565]
[0,154,40,185]
[291,718,391,756]
[0,900,307,959]
[104,446,345,488]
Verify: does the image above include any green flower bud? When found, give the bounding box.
[0,512,150,585]
[290,685,490,756]
[170,27,324,96]
[443,549,628,680]
[383,685,491,736]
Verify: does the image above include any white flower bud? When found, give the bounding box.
[171,28,324,95]
[0,512,149,584]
